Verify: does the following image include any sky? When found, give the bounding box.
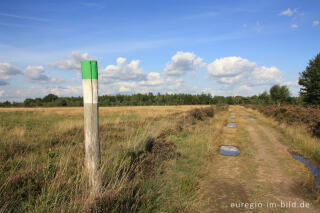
[0,0,319,101]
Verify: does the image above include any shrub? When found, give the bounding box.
[254,105,320,137]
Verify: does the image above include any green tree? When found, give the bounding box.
[269,85,290,105]
[2,101,11,107]
[258,91,270,105]
[298,53,320,104]
[43,94,58,102]
[24,98,35,107]
[56,99,67,106]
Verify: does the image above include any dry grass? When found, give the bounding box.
[0,105,210,113]
[248,105,320,137]
[0,105,222,212]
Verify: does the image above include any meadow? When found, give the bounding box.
[1,105,320,212]
[0,105,225,212]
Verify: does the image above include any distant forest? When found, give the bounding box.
[0,89,302,107]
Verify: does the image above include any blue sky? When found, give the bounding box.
[0,0,319,101]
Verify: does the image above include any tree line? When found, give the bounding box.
[0,90,302,107]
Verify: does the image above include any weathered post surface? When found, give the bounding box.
[81,60,102,197]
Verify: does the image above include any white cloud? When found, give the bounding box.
[250,66,282,85]
[74,55,200,95]
[284,81,298,86]
[0,90,4,97]
[0,62,63,86]
[164,51,205,76]
[139,72,164,86]
[280,8,297,16]
[49,51,91,72]
[207,56,282,86]
[23,66,47,80]
[101,57,147,82]
[313,20,319,27]
[137,76,193,94]
[49,85,82,96]
[284,81,300,96]
[22,65,62,84]
[16,85,82,99]
[119,86,130,92]
[98,70,195,95]
[0,62,21,85]
[96,55,201,95]
[0,85,83,102]
[1,51,296,100]
[239,85,253,91]
[207,57,256,77]
[291,24,298,29]
[99,75,192,95]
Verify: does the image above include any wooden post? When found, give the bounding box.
[81,60,102,197]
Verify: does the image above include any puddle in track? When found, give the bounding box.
[292,153,320,187]
[227,123,237,128]
[240,117,255,120]
[219,145,240,156]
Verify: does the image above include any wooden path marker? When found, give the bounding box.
[81,60,102,197]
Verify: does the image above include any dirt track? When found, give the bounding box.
[199,106,319,213]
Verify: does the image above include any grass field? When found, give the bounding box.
[1,105,320,213]
[0,105,225,212]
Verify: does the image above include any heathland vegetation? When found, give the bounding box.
[0,53,320,212]
[2,104,320,212]
[0,105,226,212]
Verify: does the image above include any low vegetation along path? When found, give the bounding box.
[199,105,319,213]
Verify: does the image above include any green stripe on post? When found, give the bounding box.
[81,60,98,79]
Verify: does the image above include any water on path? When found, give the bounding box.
[292,153,320,187]
[219,145,240,156]
[227,123,237,128]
